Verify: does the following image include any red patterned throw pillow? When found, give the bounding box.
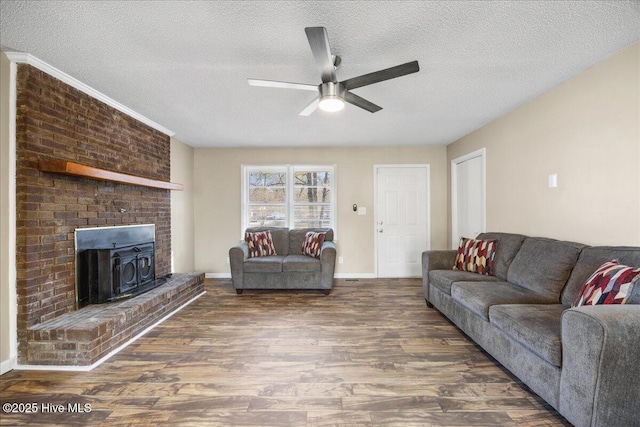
[244,230,277,258]
[573,260,640,307]
[301,231,326,259]
[452,237,497,276]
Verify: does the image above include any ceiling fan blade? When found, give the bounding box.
[247,79,318,91]
[305,27,336,84]
[343,91,382,113]
[341,60,420,90]
[299,97,320,116]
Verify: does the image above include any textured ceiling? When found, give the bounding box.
[1,1,639,148]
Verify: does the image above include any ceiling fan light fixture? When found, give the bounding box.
[248,28,419,116]
[318,95,345,112]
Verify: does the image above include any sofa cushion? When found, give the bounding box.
[451,281,556,321]
[301,231,326,258]
[573,260,640,307]
[477,232,527,280]
[429,270,502,295]
[289,228,333,254]
[283,255,321,272]
[245,230,277,258]
[246,227,290,255]
[489,304,565,367]
[507,237,585,301]
[562,246,640,305]
[244,255,286,273]
[453,237,497,276]
[628,278,640,304]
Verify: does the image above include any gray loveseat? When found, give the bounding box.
[422,232,640,427]
[230,227,336,294]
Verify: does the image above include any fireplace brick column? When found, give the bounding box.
[15,64,172,363]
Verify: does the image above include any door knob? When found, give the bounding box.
[378,228,384,233]
[378,220,383,225]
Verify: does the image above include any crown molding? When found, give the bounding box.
[3,52,174,137]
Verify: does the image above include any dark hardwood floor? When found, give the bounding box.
[1,278,571,426]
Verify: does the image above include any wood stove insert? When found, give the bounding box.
[75,225,166,307]
[80,242,159,304]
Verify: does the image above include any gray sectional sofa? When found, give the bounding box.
[230,227,336,294]
[422,232,640,427]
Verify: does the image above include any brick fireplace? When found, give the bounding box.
[14,63,202,366]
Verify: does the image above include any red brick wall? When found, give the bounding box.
[15,64,172,362]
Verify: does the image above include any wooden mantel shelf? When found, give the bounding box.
[39,160,184,191]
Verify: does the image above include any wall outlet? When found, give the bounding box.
[338,257,344,264]
[226,256,230,264]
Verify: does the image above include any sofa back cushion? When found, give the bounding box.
[245,227,290,255]
[476,232,526,280]
[289,228,333,254]
[561,246,640,306]
[507,237,585,300]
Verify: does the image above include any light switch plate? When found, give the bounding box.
[548,173,558,188]
[357,206,367,215]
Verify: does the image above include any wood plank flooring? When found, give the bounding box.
[1,279,571,426]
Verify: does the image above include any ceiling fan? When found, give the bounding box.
[248,27,420,116]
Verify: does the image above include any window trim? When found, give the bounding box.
[241,164,336,236]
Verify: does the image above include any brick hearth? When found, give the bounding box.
[26,273,204,366]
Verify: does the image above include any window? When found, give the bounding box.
[292,166,333,229]
[245,167,288,228]
[243,165,335,232]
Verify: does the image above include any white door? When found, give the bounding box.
[375,166,429,278]
[451,149,485,248]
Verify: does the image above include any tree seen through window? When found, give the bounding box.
[244,166,335,230]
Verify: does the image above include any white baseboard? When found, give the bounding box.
[13,291,206,372]
[334,273,377,279]
[206,273,376,280]
[205,273,231,279]
[0,357,16,375]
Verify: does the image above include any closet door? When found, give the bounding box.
[451,149,485,247]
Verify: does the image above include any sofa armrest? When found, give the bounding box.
[320,241,337,289]
[229,242,249,289]
[422,250,457,303]
[559,304,640,427]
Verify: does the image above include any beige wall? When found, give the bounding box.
[170,137,196,272]
[193,146,448,275]
[1,52,17,372]
[447,42,640,246]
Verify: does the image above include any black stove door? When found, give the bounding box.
[114,253,139,294]
[137,253,155,284]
